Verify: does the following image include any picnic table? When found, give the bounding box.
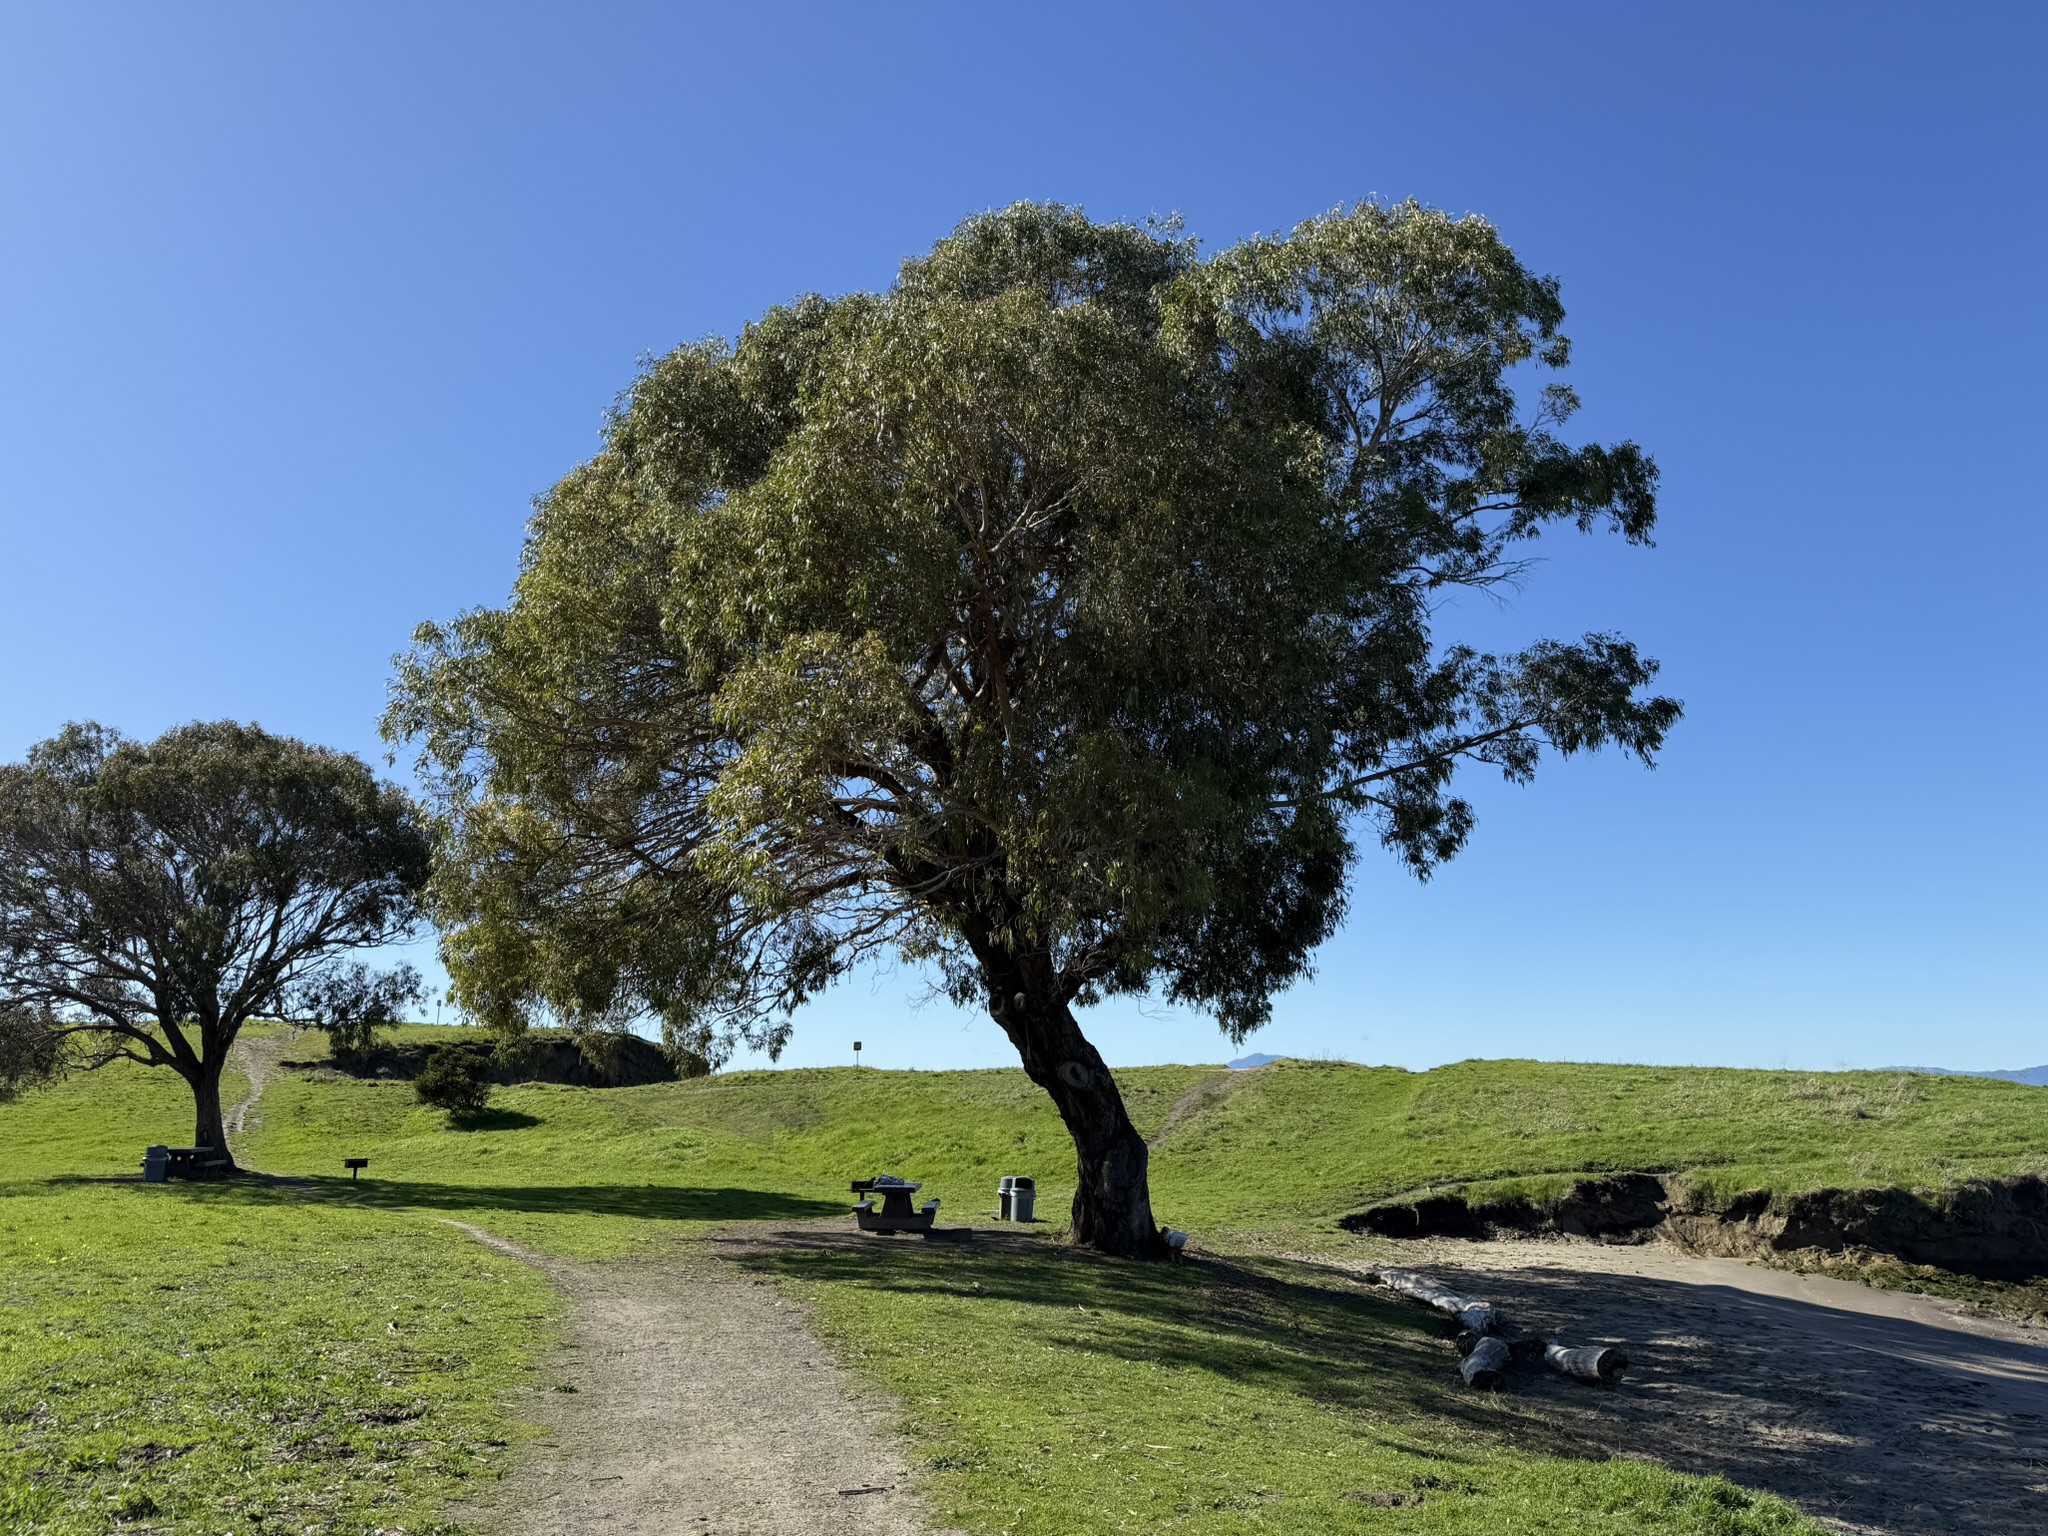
[142,1146,231,1181]
[851,1175,938,1234]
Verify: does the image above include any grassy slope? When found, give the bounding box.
[1156,1057,2048,1231]
[251,1030,2048,1253]
[244,1027,1209,1256]
[0,1048,557,1536]
[20,1030,2033,1535]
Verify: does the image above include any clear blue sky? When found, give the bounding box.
[2,4,2041,1075]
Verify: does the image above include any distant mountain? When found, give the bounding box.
[1228,1052,1281,1070]
[1904,1065,2048,1086]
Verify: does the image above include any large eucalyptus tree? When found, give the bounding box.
[388,201,1680,1256]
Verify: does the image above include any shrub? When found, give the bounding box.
[414,1045,493,1118]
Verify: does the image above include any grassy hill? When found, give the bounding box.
[15,1026,2047,1535]
[244,1027,2048,1254]
[0,1039,556,1536]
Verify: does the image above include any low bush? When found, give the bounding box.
[413,1044,492,1118]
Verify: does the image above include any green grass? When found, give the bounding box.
[749,1236,1813,1535]
[250,1031,2048,1253]
[1153,1057,2048,1232]
[0,1052,558,1536]
[17,1026,2041,1535]
[244,1026,1214,1258]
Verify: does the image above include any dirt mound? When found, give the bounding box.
[1345,1172,2048,1276]
[312,1030,697,1088]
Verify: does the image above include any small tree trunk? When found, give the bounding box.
[994,987,1164,1259]
[190,1060,235,1169]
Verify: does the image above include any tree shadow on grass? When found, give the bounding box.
[43,1171,843,1224]
[445,1108,542,1131]
[350,1177,844,1223]
[715,1227,1525,1456]
[724,1229,2048,1536]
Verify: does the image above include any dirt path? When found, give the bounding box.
[1340,1239,2048,1535]
[225,1027,303,1142]
[444,1223,953,1536]
[223,1031,949,1534]
[1147,1065,1258,1150]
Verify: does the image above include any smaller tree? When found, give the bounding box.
[0,722,432,1163]
[413,1045,492,1119]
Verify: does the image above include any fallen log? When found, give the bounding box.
[1460,1335,1512,1389]
[1543,1343,1628,1383]
[1459,1328,1547,1363]
[1371,1267,1500,1335]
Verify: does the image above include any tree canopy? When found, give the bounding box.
[0,721,432,1158]
[389,200,1680,1255]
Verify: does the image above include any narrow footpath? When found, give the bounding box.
[224,1033,955,1536]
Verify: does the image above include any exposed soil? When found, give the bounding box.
[1348,1171,2048,1275]
[1332,1238,2048,1535]
[444,1223,955,1536]
[1146,1066,1260,1150]
[225,1028,305,1142]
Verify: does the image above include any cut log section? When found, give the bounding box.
[1372,1266,1629,1391]
[1460,1335,1512,1388]
[1459,1328,1547,1363]
[1543,1343,1629,1383]
[1371,1267,1500,1335]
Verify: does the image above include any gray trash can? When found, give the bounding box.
[1010,1176,1036,1222]
[997,1175,1016,1220]
[141,1145,169,1183]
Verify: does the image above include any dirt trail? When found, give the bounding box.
[1147,1065,1258,1150]
[1344,1239,2048,1535]
[225,1027,303,1143]
[224,1032,950,1535]
[445,1222,953,1536]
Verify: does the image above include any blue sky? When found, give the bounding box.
[2,4,2041,1074]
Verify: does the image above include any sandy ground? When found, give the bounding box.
[1333,1239,2048,1535]
[444,1224,955,1536]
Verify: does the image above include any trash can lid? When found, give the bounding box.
[1011,1176,1035,1189]
[998,1175,1016,1190]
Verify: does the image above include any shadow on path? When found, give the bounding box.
[1377,1248,2048,1536]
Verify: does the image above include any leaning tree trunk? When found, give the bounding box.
[188,1058,235,1169]
[990,983,1164,1259]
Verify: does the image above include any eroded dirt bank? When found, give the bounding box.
[1348,1171,2048,1273]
